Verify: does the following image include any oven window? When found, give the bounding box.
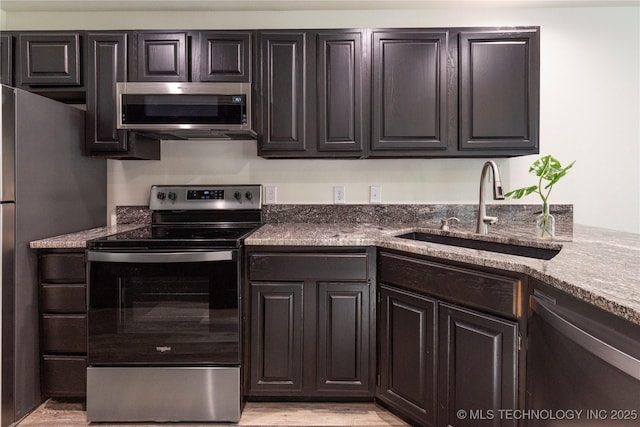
[88,258,239,365]
[119,278,214,334]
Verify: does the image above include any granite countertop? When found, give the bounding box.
[29,215,639,325]
[246,222,640,325]
[29,224,145,249]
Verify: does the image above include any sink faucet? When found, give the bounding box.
[476,160,505,234]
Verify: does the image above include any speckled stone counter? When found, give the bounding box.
[29,224,145,249]
[246,223,640,325]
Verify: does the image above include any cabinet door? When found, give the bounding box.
[459,29,539,153]
[86,33,128,153]
[1,34,13,86]
[371,30,450,153]
[249,282,304,394]
[316,282,372,395]
[133,32,188,81]
[18,33,81,86]
[378,285,437,427]
[256,32,306,152]
[197,31,251,82]
[316,31,366,153]
[438,303,518,427]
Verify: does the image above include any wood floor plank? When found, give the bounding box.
[17,400,409,426]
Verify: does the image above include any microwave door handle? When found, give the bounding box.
[86,250,234,263]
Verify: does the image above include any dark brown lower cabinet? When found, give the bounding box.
[38,250,87,398]
[438,303,518,427]
[378,285,437,426]
[246,248,375,398]
[377,250,520,427]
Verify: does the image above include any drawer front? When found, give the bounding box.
[379,251,520,319]
[42,355,86,397]
[41,315,87,354]
[249,253,369,281]
[41,283,86,313]
[40,253,85,283]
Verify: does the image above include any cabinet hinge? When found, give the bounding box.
[377,374,380,386]
[518,334,523,351]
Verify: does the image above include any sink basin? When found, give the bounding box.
[395,232,561,260]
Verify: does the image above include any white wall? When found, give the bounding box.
[4,6,639,233]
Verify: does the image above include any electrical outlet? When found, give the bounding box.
[370,186,382,204]
[265,186,277,204]
[334,186,345,204]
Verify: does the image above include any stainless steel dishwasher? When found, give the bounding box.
[526,284,639,426]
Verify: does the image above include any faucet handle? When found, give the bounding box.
[482,216,499,225]
[440,217,460,231]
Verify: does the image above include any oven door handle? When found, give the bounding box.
[86,250,234,263]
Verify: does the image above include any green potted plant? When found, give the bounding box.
[505,154,575,240]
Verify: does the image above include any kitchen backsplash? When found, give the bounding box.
[116,204,573,239]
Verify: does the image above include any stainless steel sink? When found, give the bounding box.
[395,232,561,260]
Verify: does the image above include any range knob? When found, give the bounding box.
[168,192,177,201]
[156,192,166,200]
[234,191,242,202]
[245,191,253,201]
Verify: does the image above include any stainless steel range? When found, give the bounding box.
[85,184,262,423]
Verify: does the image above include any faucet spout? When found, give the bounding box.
[477,160,505,235]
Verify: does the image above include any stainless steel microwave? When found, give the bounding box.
[116,82,255,140]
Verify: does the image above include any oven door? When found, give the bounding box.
[87,250,239,366]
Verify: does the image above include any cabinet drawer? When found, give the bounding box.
[249,253,369,281]
[379,251,520,319]
[40,253,85,283]
[41,283,86,313]
[41,355,86,397]
[41,315,86,354]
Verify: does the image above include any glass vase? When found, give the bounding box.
[536,203,555,240]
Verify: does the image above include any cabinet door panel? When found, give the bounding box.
[199,32,250,82]
[86,33,128,152]
[1,34,13,86]
[459,30,539,152]
[438,303,518,427]
[372,31,449,152]
[317,31,365,152]
[378,285,437,426]
[135,32,187,81]
[258,32,306,151]
[249,282,303,394]
[18,33,81,86]
[316,282,371,394]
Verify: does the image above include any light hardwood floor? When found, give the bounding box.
[17,399,409,426]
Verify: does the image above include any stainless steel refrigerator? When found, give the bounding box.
[0,85,107,426]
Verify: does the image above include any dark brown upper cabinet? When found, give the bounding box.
[86,32,160,160]
[256,30,367,158]
[458,29,540,154]
[197,31,251,82]
[316,30,367,154]
[130,32,188,81]
[370,30,451,156]
[1,34,13,86]
[18,33,81,86]
[255,31,307,153]
[129,31,252,83]
[16,32,85,102]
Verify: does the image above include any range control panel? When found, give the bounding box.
[150,185,262,210]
